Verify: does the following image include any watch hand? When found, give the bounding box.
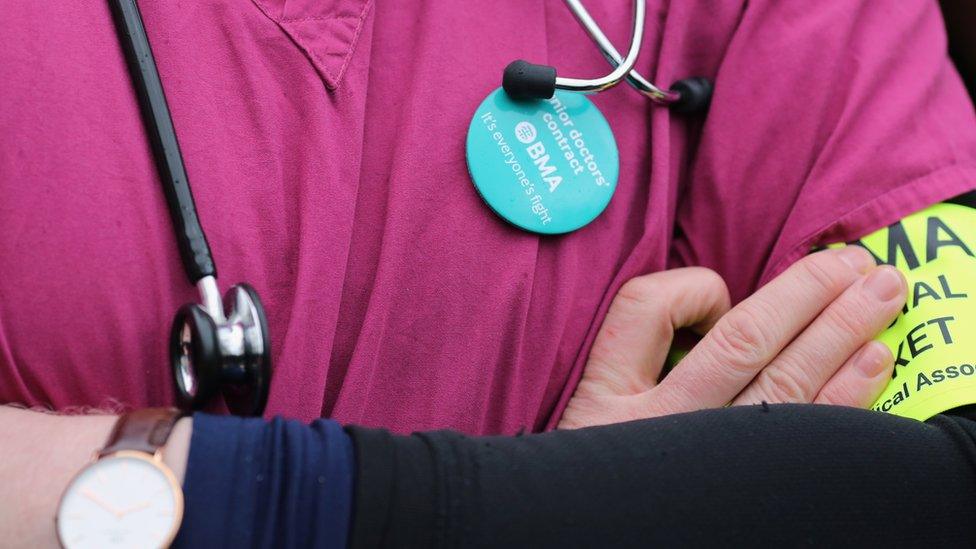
[81,488,122,518]
[116,500,151,517]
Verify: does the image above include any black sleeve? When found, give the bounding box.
[347,404,976,547]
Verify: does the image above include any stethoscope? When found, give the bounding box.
[104,0,706,418]
[503,0,712,112]
[109,0,271,416]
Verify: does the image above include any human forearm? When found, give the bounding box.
[177,404,975,546]
[174,414,353,548]
[0,406,191,548]
[349,406,976,547]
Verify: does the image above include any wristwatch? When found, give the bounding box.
[56,408,185,549]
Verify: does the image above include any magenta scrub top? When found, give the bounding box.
[1,1,975,434]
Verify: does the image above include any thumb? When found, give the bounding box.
[583,267,731,396]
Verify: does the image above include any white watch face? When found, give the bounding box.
[57,452,183,549]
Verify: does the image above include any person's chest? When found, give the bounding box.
[0,0,741,432]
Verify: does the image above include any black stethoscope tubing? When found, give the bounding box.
[108,0,271,416]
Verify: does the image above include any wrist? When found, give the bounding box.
[54,409,191,548]
[0,407,115,548]
[0,407,193,548]
[162,416,193,483]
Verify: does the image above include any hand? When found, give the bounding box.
[559,247,906,429]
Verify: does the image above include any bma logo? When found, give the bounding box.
[513,121,562,192]
[514,121,537,144]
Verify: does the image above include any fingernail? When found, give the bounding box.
[863,265,904,301]
[837,246,874,273]
[856,342,893,378]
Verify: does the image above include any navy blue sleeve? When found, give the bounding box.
[173,413,354,549]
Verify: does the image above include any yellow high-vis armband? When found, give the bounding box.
[832,202,976,420]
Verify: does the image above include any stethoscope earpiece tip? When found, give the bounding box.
[503,60,557,100]
[668,77,713,115]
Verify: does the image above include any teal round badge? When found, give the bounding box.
[466,87,619,235]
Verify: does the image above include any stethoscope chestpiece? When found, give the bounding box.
[170,277,272,417]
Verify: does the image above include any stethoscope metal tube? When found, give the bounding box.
[503,0,712,113]
[554,0,646,94]
[198,276,226,323]
[108,0,271,416]
[564,0,678,104]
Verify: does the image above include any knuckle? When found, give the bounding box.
[821,299,872,339]
[780,343,830,376]
[616,277,659,310]
[610,278,672,342]
[708,312,769,370]
[760,365,814,403]
[688,266,726,290]
[695,268,731,309]
[797,254,846,295]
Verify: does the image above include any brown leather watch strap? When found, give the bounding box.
[98,408,183,458]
